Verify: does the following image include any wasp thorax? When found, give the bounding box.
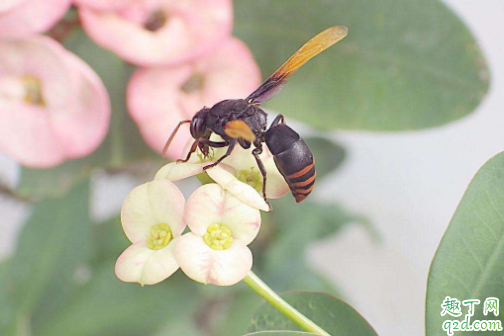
[147,223,173,250]
[144,10,168,32]
[203,223,234,250]
[237,167,262,193]
[22,76,45,106]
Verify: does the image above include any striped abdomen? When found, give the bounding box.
[265,123,316,203]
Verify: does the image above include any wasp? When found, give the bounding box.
[163,26,348,205]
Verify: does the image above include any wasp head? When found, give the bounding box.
[190,107,211,139]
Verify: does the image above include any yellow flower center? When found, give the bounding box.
[237,167,262,193]
[22,76,45,106]
[203,223,233,250]
[147,223,173,250]
[196,146,215,162]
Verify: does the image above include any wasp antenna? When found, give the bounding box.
[162,120,191,158]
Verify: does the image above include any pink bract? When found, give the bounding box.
[0,36,111,168]
[73,0,134,10]
[0,0,71,36]
[0,0,26,13]
[79,0,233,66]
[127,37,262,159]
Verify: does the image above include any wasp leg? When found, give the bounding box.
[176,139,199,163]
[198,139,229,158]
[252,145,272,210]
[199,139,229,148]
[203,140,237,170]
[271,114,285,126]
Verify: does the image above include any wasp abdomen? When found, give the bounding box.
[265,124,316,203]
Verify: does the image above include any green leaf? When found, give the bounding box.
[0,260,14,334]
[16,155,106,199]
[257,199,372,293]
[16,29,161,199]
[7,180,93,318]
[304,137,345,180]
[218,200,362,336]
[234,0,489,131]
[35,263,200,336]
[215,289,265,336]
[92,216,130,266]
[249,292,378,336]
[426,152,504,336]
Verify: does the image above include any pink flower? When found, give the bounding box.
[73,0,133,10]
[127,37,261,158]
[0,36,110,168]
[0,0,71,36]
[78,0,233,66]
[0,0,25,13]
[176,184,260,286]
[116,179,186,286]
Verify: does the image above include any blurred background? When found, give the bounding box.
[0,1,502,336]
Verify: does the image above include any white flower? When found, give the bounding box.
[175,184,260,286]
[155,137,289,211]
[115,179,185,286]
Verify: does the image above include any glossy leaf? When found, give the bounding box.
[6,180,93,328]
[234,0,489,131]
[249,292,378,336]
[215,290,264,336]
[0,260,14,334]
[35,263,200,336]
[426,152,504,335]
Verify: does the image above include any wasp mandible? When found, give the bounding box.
[163,26,348,205]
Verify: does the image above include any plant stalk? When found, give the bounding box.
[243,271,331,336]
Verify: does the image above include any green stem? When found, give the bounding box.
[243,271,331,336]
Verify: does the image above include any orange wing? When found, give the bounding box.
[224,120,256,142]
[247,25,348,104]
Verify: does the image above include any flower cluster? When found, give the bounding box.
[116,140,289,286]
[0,1,110,167]
[1,0,260,167]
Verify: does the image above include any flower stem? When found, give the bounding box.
[243,271,331,336]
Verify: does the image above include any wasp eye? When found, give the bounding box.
[190,108,210,138]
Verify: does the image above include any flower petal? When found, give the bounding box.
[80,0,233,66]
[121,179,185,243]
[0,0,71,36]
[127,66,193,158]
[127,38,261,157]
[0,101,65,167]
[175,233,252,286]
[184,184,260,244]
[0,35,110,168]
[154,161,209,181]
[216,144,289,200]
[0,0,26,14]
[263,157,290,199]
[74,0,133,10]
[49,48,111,159]
[115,240,179,286]
[206,165,270,212]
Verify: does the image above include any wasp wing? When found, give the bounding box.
[224,120,256,142]
[247,25,348,104]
